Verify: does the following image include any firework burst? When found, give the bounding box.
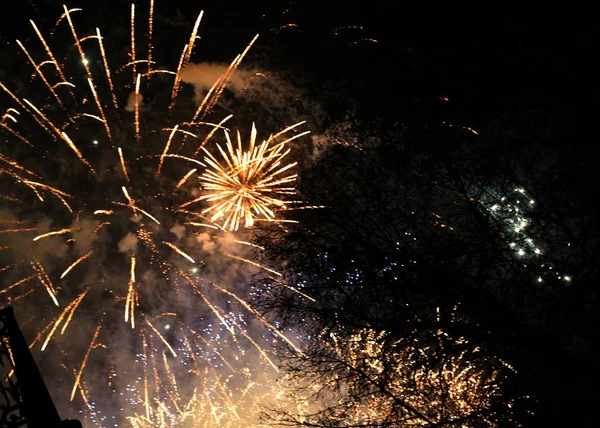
[196,122,309,231]
[266,327,516,427]
[0,2,307,423]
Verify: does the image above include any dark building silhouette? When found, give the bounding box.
[0,306,82,428]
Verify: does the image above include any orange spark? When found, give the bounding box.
[71,323,102,401]
[60,250,93,279]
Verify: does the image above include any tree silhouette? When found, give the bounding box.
[255,109,596,426]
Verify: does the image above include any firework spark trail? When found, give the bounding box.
[16,40,66,110]
[192,114,233,155]
[33,228,72,241]
[118,147,131,181]
[223,252,282,276]
[218,309,279,371]
[180,270,237,338]
[86,78,113,142]
[175,168,197,189]
[42,290,89,351]
[190,35,259,123]
[29,20,76,101]
[264,274,316,302]
[163,241,196,264]
[60,250,93,279]
[135,74,142,142]
[0,275,37,296]
[31,258,59,306]
[130,4,137,88]
[71,323,102,401]
[145,318,177,358]
[157,126,179,174]
[0,82,53,136]
[210,282,302,354]
[0,121,33,147]
[0,228,37,234]
[125,255,137,328]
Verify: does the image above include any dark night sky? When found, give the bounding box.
[1,1,588,118]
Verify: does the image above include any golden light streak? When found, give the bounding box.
[63,6,93,81]
[87,78,112,141]
[113,200,161,225]
[71,113,104,124]
[180,271,236,338]
[163,241,196,264]
[31,259,59,306]
[118,147,131,182]
[1,114,16,123]
[29,20,75,100]
[130,4,137,88]
[170,44,188,108]
[147,0,155,76]
[145,318,177,357]
[125,255,137,329]
[0,228,37,234]
[190,78,220,123]
[61,131,96,172]
[211,282,302,353]
[184,11,204,67]
[215,236,264,250]
[94,210,114,215]
[205,35,258,115]
[61,290,88,334]
[152,154,206,168]
[122,186,136,212]
[22,98,65,140]
[0,274,37,295]
[163,127,197,138]
[218,308,278,371]
[0,155,39,178]
[142,333,150,420]
[135,74,141,141]
[193,114,233,156]
[96,28,119,109]
[93,221,110,234]
[179,196,203,209]
[16,40,66,109]
[157,125,179,174]
[60,250,93,279]
[71,323,102,401]
[22,179,72,201]
[186,222,219,230]
[33,228,71,241]
[2,107,19,123]
[51,82,75,90]
[189,34,258,122]
[223,253,282,276]
[0,123,33,147]
[143,69,177,77]
[0,82,53,136]
[138,208,161,225]
[175,169,197,189]
[266,274,316,302]
[25,183,44,201]
[42,290,88,351]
